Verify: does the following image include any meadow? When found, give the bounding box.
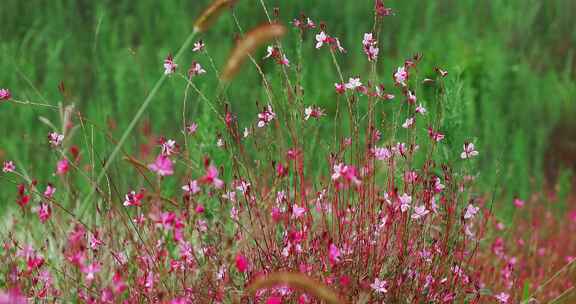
[0,0,575,303]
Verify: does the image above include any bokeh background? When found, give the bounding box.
[1,0,575,217]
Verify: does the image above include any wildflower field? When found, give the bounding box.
[0,0,575,303]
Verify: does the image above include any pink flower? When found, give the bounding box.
[427,127,445,142]
[513,198,525,208]
[235,253,249,273]
[328,243,341,266]
[464,204,479,220]
[411,205,429,219]
[0,88,11,101]
[362,33,379,61]
[148,155,174,176]
[201,165,224,189]
[43,184,56,198]
[38,202,51,223]
[81,262,101,282]
[188,61,206,77]
[394,66,408,86]
[334,83,346,95]
[399,193,412,212]
[123,190,145,207]
[257,104,276,128]
[461,142,479,159]
[433,177,445,193]
[192,40,205,52]
[402,116,415,129]
[370,278,388,294]
[56,158,69,175]
[163,54,177,75]
[304,106,325,120]
[182,180,200,195]
[48,132,64,147]
[2,161,15,173]
[331,163,361,185]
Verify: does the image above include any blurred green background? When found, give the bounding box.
[0,0,575,216]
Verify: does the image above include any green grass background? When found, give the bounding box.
[0,0,574,217]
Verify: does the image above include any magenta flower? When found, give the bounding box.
[235,253,249,273]
[494,292,509,304]
[266,296,282,304]
[123,190,145,207]
[43,184,56,198]
[362,33,379,62]
[513,198,525,208]
[415,104,427,115]
[304,106,325,121]
[328,243,341,266]
[0,88,11,101]
[38,202,52,223]
[56,158,69,175]
[185,122,198,135]
[2,160,15,173]
[427,127,445,142]
[148,155,174,176]
[334,82,346,95]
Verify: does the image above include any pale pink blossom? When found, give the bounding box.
[513,198,525,208]
[185,122,198,135]
[411,205,429,219]
[407,90,417,104]
[399,193,412,212]
[38,202,51,223]
[415,104,427,115]
[192,40,205,52]
[464,204,479,220]
[315,31,328,49]
[370,278,388,294]
[345,77,362,90]
[163,54,177,75]
[461,142,479,159]
[161,139,177,156]
[292,204,306,219]
[494,292,509,304]
[374,147,393,160]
